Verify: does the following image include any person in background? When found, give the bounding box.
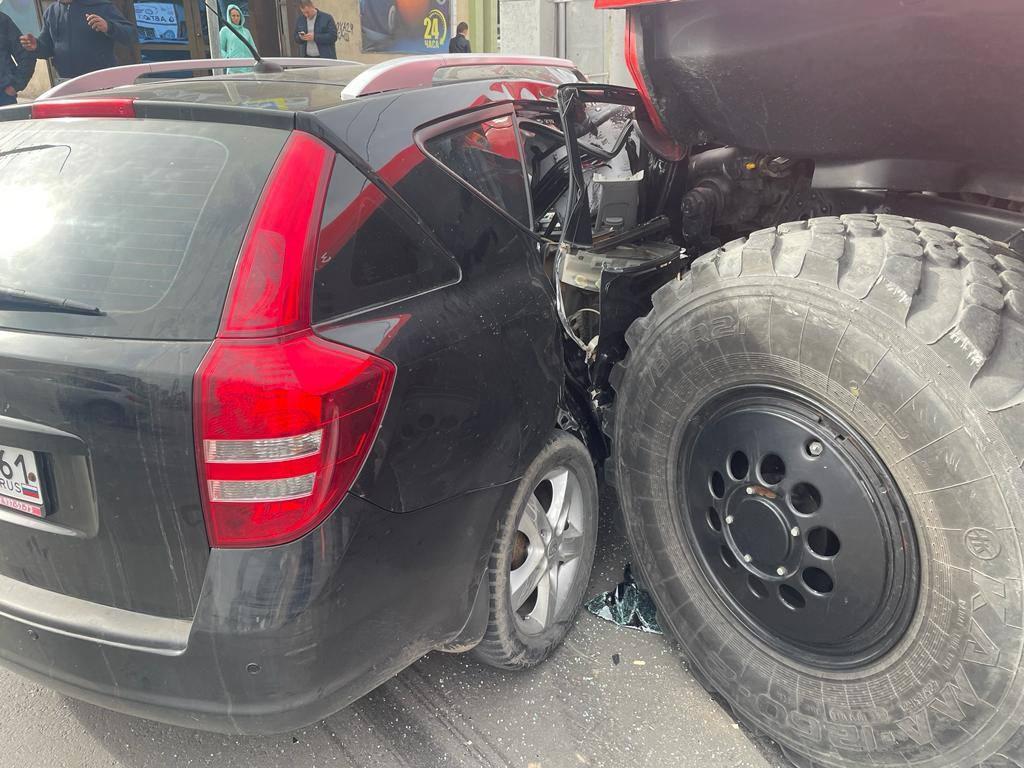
[19,0,133,79]
[448,21,470,53]
[219,4,256,73]
[1,11,35,106]
[294,0,337,60]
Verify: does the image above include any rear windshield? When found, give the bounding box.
[0,119,286,339]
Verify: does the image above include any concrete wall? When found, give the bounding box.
[498,0,555,63]
[462,0,498,53]
[499,0,628,86]
[314,0,398,64]
[605,6,627,85]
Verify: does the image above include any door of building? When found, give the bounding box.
[130,0,282,63]
[243,0,282,57]
[132,0,209,62]
[276,0,301,56]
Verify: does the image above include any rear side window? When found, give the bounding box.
[312,156,460,322]
[0,120,286,339]
[423,115,531,227]
[515,107,570,233]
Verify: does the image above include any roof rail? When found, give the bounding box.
[340,54,583,99]
[38,58,359,100]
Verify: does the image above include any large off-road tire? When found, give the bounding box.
[613,215,1024,767]
[471,431,599,670]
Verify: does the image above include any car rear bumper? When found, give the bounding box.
[0,486,511,733]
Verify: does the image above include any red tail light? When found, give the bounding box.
[31,98,136,119]
[219,131,333,337]
[195,131,396,548]
[195,334,394,547]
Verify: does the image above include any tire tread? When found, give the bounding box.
[613,215,1024,411]
[611,214,1024,768]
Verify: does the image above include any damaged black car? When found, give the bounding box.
[0,1,1022,764]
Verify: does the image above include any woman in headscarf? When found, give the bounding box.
[219,4,256,73]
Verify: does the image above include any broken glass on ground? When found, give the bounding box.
[585,564,663,634]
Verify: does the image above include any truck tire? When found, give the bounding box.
[612,215,1024,767]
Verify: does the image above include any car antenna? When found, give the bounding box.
[203,1,283,74]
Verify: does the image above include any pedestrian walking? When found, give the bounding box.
[1,11,35,106]
[448,21,470,53]
[294,0,337,60]
[19,0,133,80]
[219,4,256,73]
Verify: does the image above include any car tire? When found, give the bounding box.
[612,215,1024,767]
[471,431,599,670]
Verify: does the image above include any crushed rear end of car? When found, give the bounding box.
[0,98,492,732]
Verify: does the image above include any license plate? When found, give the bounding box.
[0,444,45,517]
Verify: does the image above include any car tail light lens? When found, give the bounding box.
[195,334,394,548]
[31,98,136,119]
[219,131,334,338]
[194,131,396,548]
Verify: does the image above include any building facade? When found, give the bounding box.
[499,0,628,85]
[5,0,501,97]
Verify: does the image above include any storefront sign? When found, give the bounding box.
[360,0,450,54]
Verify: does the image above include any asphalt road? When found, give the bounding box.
[0,491,786,768]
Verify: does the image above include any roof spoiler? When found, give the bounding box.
[38,58,357,100]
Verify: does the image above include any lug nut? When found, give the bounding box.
[745,487,754,495]
[790,526,800,537]
[743,554,753,563]
[725,515,735,525]
[807,441,824,457]
[776,567,787,576]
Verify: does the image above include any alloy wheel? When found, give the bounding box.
[510,467,588,635]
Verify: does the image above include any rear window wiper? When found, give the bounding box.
[0,286,104,316]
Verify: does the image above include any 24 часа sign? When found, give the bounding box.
[360,0,450,53]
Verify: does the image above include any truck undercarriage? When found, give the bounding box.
[545,82,1024,425]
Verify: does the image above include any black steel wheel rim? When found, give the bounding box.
[678,386,920,669]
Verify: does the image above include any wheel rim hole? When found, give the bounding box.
[759,454,786,485]
[710,471,726,499]
[707,507,722,532]
[790,482,822,515]
[518,587,539,619]
[779,584,806,610]
[807,527,841,558]
[748,575,767,599]
[534,479,553,511]
[802,567,834,595]
[511,532,530,570]
[720,546,739,570]
[728,451,750,480]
